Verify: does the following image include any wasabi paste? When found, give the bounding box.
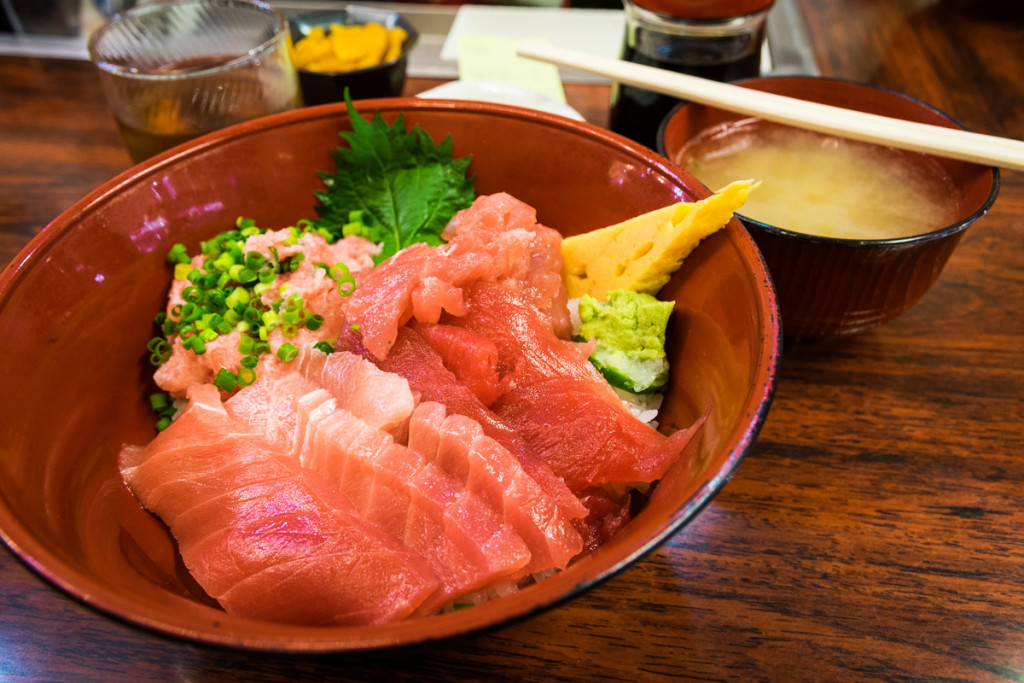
[577,289,673,394]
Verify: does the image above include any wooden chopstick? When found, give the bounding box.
[516,42,1024,173]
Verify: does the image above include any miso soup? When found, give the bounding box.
[679,120,960,240]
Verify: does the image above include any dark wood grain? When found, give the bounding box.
[2,1,1023,679]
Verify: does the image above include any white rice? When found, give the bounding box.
[613,387,663,427]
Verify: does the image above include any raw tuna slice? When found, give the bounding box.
[450,280,600,389]
[494,377,707,492]
[342,194,540,359]
[575,486,635,555]
[442,192,571,338]
[293,345,415,433]
[224,372,329,454]
[413,322,504,406]
[337,326,587,524]
[409,402,584,574]
[452,280,705,493]
[119,384,439,625]
[222,367,532,605]
[304,405,532,614]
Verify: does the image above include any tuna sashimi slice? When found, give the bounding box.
[341,195,539,360]
[494,377,708,492]
[303,404,531,613]
[413,322,504,407]
[405,463,532,613]
[451,280,600,389]
[306,409,414,536]
[294,345,416,433]
[441,192,572,337]
[338,326,587,524]
[224,373,330,454]
[450,280,704,494]
[119,384,439,625]
[174,467,434,625]
[409,402,584,574]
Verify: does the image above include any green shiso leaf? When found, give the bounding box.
[312,92,475,263]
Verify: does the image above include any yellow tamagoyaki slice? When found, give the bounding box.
[561,179,757,300]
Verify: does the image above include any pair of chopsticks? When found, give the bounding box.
[516,43,1024,173]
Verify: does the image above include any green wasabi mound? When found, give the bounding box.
[577,289,674,394]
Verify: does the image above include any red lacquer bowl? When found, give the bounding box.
[658,76,1000,340]
[0,100,779,653]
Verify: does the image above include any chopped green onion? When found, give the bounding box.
[146,337,172,365]
[205,288,226,309]
[183,335,206,355]
[225,287,249,309]
[182,286,203,304]
[238,334,255,355]
[277,342,299,362]
[179,302,200,323]
[213,368,237,392]
[237,367,257,386]
[150,216,357,410]
[166,243,190,264]
[244,252,264,270]
[213,252,235,272]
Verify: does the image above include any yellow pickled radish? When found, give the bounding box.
[352,23,390,69]
[291,26,332,67]
[292,22,408,72]
[385,27,408,62]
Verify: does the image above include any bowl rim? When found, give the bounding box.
[288,5,421,77]
[0,98,781,653]
[657,74,1001,248]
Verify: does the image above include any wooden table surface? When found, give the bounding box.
[2,1,1023,680]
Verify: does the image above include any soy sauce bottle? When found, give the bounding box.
[609,0,774,150]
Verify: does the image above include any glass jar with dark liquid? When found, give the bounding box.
[609,0,773,149]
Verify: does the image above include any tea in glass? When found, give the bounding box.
[89,0,301,163]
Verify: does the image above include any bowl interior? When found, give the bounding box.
[0,100,779,652]
[658,76,998,243]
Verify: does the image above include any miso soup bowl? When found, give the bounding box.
[0,100,780,653]
[658,76,1000,340]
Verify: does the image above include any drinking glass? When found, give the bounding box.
[88,0,302,163]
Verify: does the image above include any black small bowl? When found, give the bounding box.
[289,6,419,105]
